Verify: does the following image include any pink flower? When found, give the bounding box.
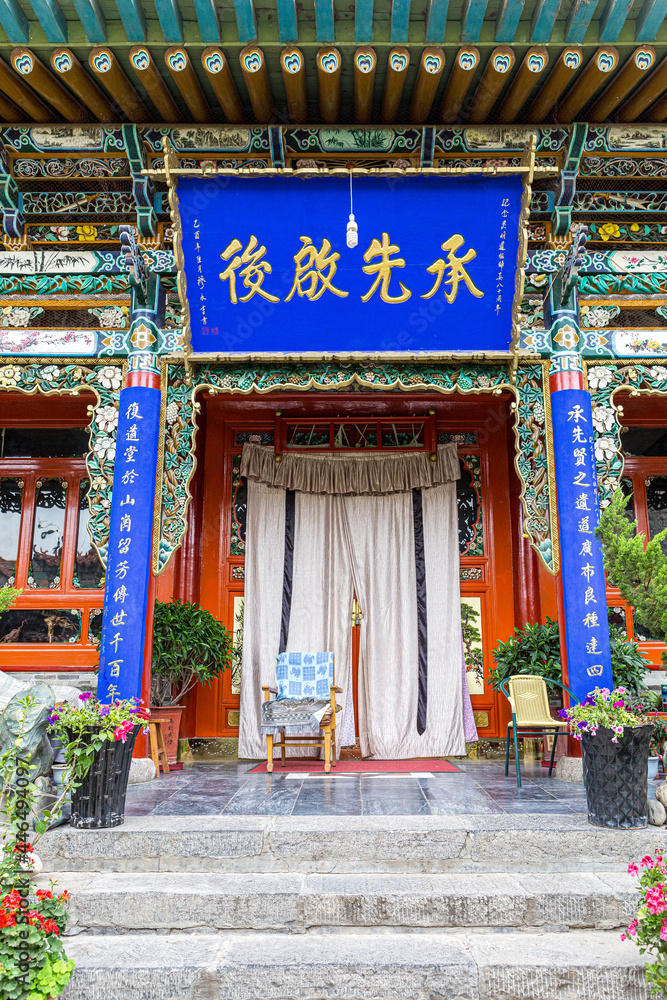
[661,920,667,943]
[645,886,667,915]
[641,856,654,868]
[113,720,134,742]
[627,919,639,937]
[628,863,639,876]
[613,701,624,708]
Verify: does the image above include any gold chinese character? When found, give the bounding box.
[361,233,411,303]
[422,235,484,303]
[219,236,279,304]
[285,237,348,301]
[111,610,127,627]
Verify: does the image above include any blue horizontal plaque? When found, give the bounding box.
[179,175,523,354]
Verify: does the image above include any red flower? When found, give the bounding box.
[58,890,70,901]
[43,918,59,935]
[35,889,53,901]
[641,856,654,868]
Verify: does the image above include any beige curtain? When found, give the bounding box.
[238,443,466,760]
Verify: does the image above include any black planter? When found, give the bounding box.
[68,725,140,829]
[581,724,654,830]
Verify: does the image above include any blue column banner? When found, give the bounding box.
[178,175,523,354]
[97,385,161,703]
[551,387,613,701]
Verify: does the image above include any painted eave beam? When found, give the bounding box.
[355,0,373,43]
[193,0,220,42]
[234,0,257,43]
[461,0,489,43]
[28,0,67,44]
[113,0,147,42]
[530,0,561,42]
[314,0,334,42]
[496,0,526,42]
[276,0,297,42]
[0,0,29,43]
[565,0,602,43]
[599,0,634,41]
[635,0,667,41]
[425,0,449,42]
[71,0,107,43]
[154,0,184,43]
[390,0,411,43]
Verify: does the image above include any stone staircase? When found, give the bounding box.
[36,814,657,1000]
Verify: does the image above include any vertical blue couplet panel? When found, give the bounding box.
[179,175,523,354]
[551,387,613,702]
[97,385,161,704]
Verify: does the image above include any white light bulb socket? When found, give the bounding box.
[346,213,358,249]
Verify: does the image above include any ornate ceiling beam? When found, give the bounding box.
[316,45,341,123]
[71,0,107,43]
[390,0,411,43]
[128,46,180,121]
[193,0,220,44]
[353,46,376,123]
[113,0,147,42]
[202,47,244,122]
[153,0,184,43]
[439,46,478,123]
[467,45,514,123]
[524,46,581,120]
[529,0,561,44]
[277,0,298,43]
[635,0,667,41]
[165,46,212,122]
[497,46,548,122]
[618,53,667,119]
[461,0,488,42]
[90,47,149,122]
[588,46,655,120]
[565,0,600,42]
[0,91,20,120]
[234,0,257,43]
[0,55,53,119]
[495,0,527,43]
[0,0,29,43]
[314,0,335,43]
[50,48,117,121]
[555,46,618,122]
[425,0,449,43]
[409,46,444,123]
[280,46,306,122]
[11,48,87,122]
[28,0,67,43]
[240,45,273,123]
[599,0,634,42]
[381,47,409,122]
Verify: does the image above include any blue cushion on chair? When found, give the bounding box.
[276,652,334,700]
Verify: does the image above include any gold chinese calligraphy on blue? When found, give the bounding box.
[179,176,523,354]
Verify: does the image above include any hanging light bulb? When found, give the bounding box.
[346,213,358,248]
[346,172,358,248]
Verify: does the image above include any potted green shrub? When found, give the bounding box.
[151,600,233,763]
[560,686,653,829]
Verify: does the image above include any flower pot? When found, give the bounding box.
[51,764,68,788]
[581,724,654,830]
[149,705,185,764]
[48,735,66,764]
[68,725,140,829]
[648,756,660,781]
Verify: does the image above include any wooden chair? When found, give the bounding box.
[148,719,170,775]
[262,652,342,773]
[499,675,578,788]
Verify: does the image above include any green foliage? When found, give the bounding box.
[596,489,667,655]
[490,618,562,690]
[624,850,667,999]
[490,618,650,694]
[0,886,74,1000]
[0,587,21,614]
[461,602,483,686]
[48,694,144,781]
[151,600,233,706]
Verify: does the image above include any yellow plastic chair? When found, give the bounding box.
[499,675,578,788]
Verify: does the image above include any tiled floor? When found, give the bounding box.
[122,758,606,817]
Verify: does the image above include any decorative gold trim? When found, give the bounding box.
[510,132,537,382]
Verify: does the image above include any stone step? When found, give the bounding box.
[49,870,637,934]
[40,814,657,874]
[60,929,649,1000]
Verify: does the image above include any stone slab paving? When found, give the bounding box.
[39,814,663,873]
[45,871,637,934]
[60,930,650,1000]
